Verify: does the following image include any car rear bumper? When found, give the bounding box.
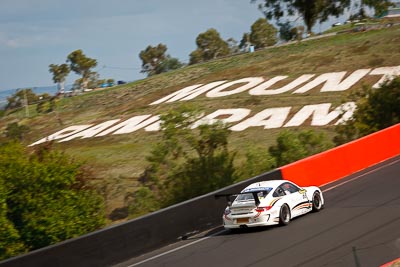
[223,214,279,229]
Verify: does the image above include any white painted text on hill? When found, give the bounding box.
[30,66,400,146]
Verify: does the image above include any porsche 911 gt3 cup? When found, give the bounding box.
[220,180,324,229]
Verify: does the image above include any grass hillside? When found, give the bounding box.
[2,23,400,217]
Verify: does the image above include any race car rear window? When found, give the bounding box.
[236,187,272,201]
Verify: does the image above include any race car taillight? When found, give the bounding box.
[255,206,272,212]
[224,207,231,215]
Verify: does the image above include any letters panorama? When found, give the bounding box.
[30,66,400,146]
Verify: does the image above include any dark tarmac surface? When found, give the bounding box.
[118,157,400,267]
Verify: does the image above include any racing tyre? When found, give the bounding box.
[312,192,323,212]
[279,204,291,226]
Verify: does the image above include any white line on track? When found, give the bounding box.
[126,229,227,267]
[127,156,400,266]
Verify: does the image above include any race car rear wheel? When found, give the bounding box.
[279,204,291,225]
[312,192,323,212]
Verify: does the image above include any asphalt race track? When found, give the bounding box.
[117,157,400,267]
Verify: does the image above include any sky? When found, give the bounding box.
[0,0,360,92]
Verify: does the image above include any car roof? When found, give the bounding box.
[241,179,290,192]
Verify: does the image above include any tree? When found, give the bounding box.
[139,44,167,76]
[189,28,230,64]
[0,142,105,253]
[0,178,26,260]
[252,0,351,34]
[166,122,237,204]
[125,187,160,219]
[188,49,203,65]
[141,105,204,193]
[133,105,237,212]
[4,122,30,141]
[6,89,38,110]
[238,146,276,179]
[72,72,100,91]
[334,77,400,145]
[250,18,278,48]
[86,71,101,89]
[252,0,393,34]
[269,129,333,166]
[278,21,297,41]
[293,26,305,41]
[156,56,184,75]
[239,33,251,51]
[49,63,70,93]
[226,38,240,54]
[139,44,183,77]
[67,50,97,90]
[36,97,56,114]
[360,0,394,17]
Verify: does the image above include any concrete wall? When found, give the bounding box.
[280,124,400,186]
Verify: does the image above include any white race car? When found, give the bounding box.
[221,180,324,229]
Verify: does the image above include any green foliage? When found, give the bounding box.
[49,63,70,92]
[6,89,38,110]
[36,98,56,114]
[139,44,183,77]
[129,105,237,215]
[0,179,26,260]
[67,50,97,89]
[0,142,105,255]
[86,72,101,89]
[278,21,298,42]
[239,33,251,51]
[139,44,168,76]
[226,38,240,54]
[362,0,394,17]
[49,63,70,83]
[253,0,393,33]
[250,18,278,48]
[165,123,237,204]
[241,146,276,179]
[72,72,101,90]
[156,56,184,75]
[269,129,333,166]
[189,28,230,64]
[354,78,400,130]
[253,0,351,33]
[4,122,30,141]
[334,77,400,145]
[125,187,160,219]
[188,49,203,65]
[157,105,202,162]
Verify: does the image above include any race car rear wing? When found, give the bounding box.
[215,190,268,206]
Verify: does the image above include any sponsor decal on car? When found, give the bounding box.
[292,201,312,211]
[269,198,282,207]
